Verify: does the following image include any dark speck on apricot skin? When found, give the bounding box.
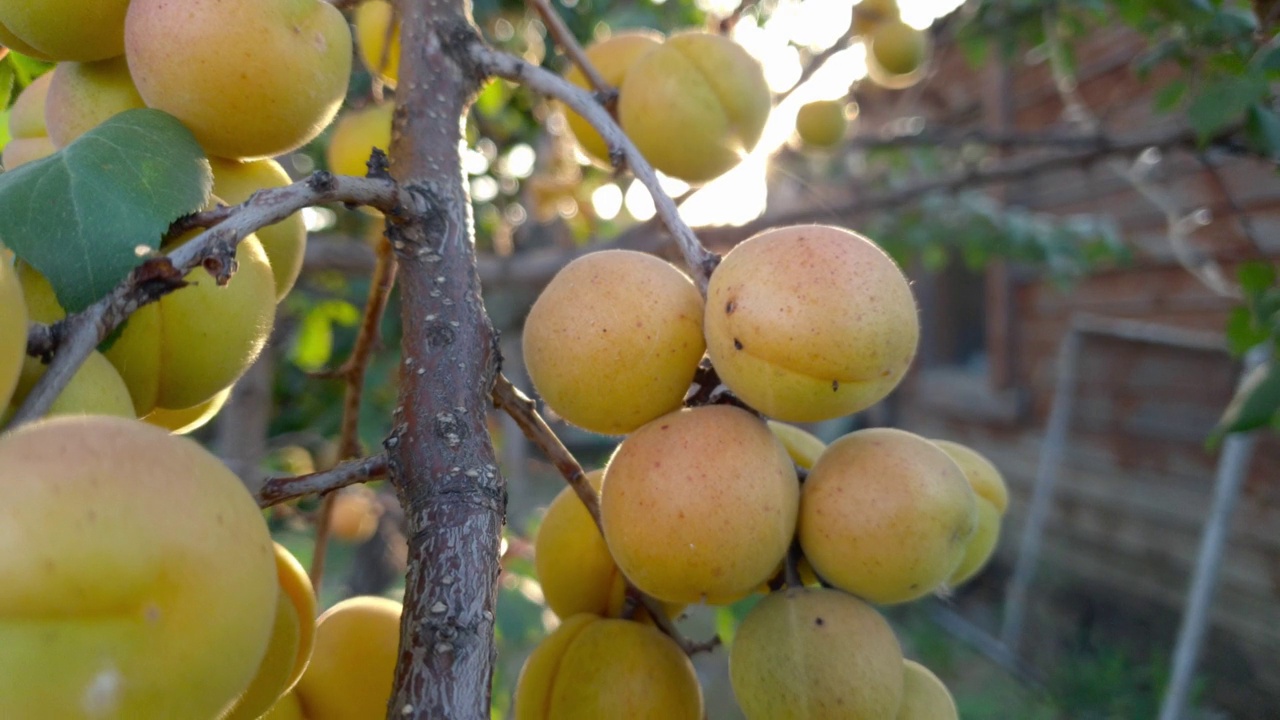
[815,617,824,626]
[734,338,744,350]
[832,380,839,392]
[726,300,736,314]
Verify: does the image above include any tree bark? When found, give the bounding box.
[384,1,504,717]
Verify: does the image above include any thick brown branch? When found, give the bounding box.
[384,3,504,718]
[13,174,409,426]
[256,453,390,507]
[470,43,720,290]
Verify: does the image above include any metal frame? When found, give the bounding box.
[931,313,1261,720]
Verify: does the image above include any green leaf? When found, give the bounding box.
[6,53,51,88]
[1226,306,1268,356]
[289,300,361,372]
[0,61,13,114]
[1210,362,1280,445]
[1238,260,1276,297]
[0,109,210,313]
[1187,74,1268,140]
[1153,80,1188,113]
[1245,104,1280,159]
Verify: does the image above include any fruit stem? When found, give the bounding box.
[783,539,804,589]
[527,0,618,114]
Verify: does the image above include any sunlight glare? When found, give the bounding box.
[592,183,624,220]
[624,179,656,221]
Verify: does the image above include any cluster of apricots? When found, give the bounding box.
[520,224,1010,718]
[794,0,930,150]
[0,416,404,719]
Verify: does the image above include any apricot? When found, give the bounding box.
[522,250,705,436]
[795,100,848,148]
[326,102,395,178]
[898,660,958,720]
[209,157,308,299]
[125,0,352,159]
[619,31,770,183]
[354,0,401,88]
[867,20,927,88]
[141,386,232,435]
[705,225,919,422]
[933,439,1009,513]
[535,471,622,617]
[852,0,900,36]
[948,496,1001,587]
[730,587,904,719]
[766,420,825,470]
[514,614,703,719]
[329,486,383,544]
[2,71,55,170]
[7,350,135,420]
[225,543,317,720]
[0,0,130,62]
[102,233,277,415]
[45,56,146,147]
[562,31,663,165]
[799,428,977,604]
[295,596,401,720]
[601,405,799,604]
[0,416,277,719]
[0,258,26,410]
[261,690,306,720]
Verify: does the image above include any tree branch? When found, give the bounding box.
[257,453,390,507]
[310,233,401,590]
[13,173,409,426]
[469,42,720,290]
[527,0,615,106]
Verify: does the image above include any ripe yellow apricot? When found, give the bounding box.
[224,544,317,720]
[0,0,130,62]
[295,596,401,720]
[7,350,135,420]
[933,439,1009,513]
[852,0,900,36]
[210,157,308,299]
[261,690,306,720]
[601,406,799,604]
[536,471,624,617]
[799,428,977,604]
[355,0,401,88]
[125,0,352,160]
[329,487,383,544]
[0,258,26,410]
[766,420,826,470]
[619,32,770,183]
[523,250,705,436]
[2,71,55,170]
[141,386,232,435]
[705,224,919,422]
[0,416,277,719]
[514,614,703,719]
[105,235,277,415]
[730,587,904,719]
[563,31,664,165]
[898,660,958,720]
[795,100,849,148]
[45,56,146,147]
[948,496,1001,587]
[867,20,927,88]
[326,102,395,177]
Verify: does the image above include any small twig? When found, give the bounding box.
[527,0,616,108]
[777,25,857,104]
[491,374,598,524]
[256,453,390,507]
[13,173,411,426]
[783,540,803,589]
[470,43,720,290]
[717,0,758,34]
[1197,152,1266,255]
[492,374,719,655]
[310,233,400,590]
